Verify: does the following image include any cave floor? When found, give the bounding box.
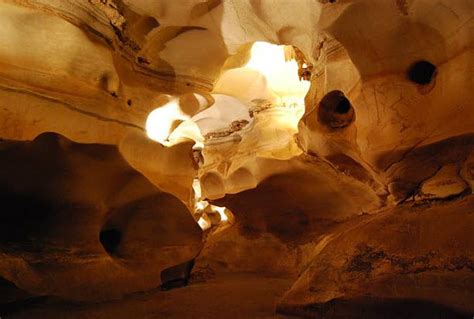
[6,273,295,319]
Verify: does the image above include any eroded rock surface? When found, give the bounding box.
[0,0,472,318]
[278,197,474,318]
[0,132,202,301]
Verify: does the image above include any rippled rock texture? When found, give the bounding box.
[0,0,473,318]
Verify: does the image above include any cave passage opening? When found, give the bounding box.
[145,41,311,147]
[145,41,311,231]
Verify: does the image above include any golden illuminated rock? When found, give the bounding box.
[0,0,472,318]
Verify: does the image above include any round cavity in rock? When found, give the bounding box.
[318,90,355,129]
[407,60,436,85]
[335,97,351,114]
[99,228,122,254]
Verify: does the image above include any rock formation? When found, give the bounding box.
[0,0,472,318]
[0,132,202,301]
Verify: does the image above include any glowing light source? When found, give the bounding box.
[193,179,202,198]
[197,215,211,230]
[144,42,309,232]
[214,206,228,222]
[145,99,188,145]
[146,42,310,146]
[244,41,310,106]
[146,93,210,146]
[193,178,231,229]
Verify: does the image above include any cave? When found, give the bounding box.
[0,1,473,318]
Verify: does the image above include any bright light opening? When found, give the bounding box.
[193,178,233,231]
[144,42,311,232]
[198,215,212,231]
[145,42,311,146]
[244,41,310,106]
[145,99,186,145]
[213,206,228,222]
[145,94,208,146]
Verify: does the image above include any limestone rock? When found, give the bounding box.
[416,164,467,200]
[0,0,473,317]
[0,133,202,301]
[278,197,474,318]
[461,151,474,190]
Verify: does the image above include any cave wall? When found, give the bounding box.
[0,0,472,317]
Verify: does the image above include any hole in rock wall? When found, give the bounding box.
[318,90,355,129]
[99,228,122,255]
[407,60,437,85]
[334,97,351,114]
[0,277,34,304]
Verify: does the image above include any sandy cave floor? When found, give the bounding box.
[2,273,295,319]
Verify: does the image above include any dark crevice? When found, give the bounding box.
[277,297,471,319]
[160,259,195,291]
[334,98,351,114]
[99,228,122,255]
[407,60,437,85]
[0,277,47,316]
[0,296,50,316]
[0,190,56,243]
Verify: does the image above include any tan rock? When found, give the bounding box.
[278,197,474,317]
[461,151,474,191]
[0,0,472,317]
[417,164,467,200]
[0,133,202,301]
